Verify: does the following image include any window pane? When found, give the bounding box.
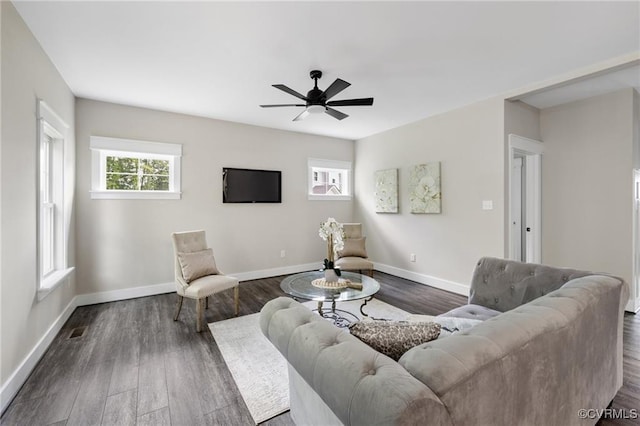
[40,137,51,202]
[105,156,170,191]
[140,175,169,191]
[106,156,138,173]
[311,167,346,195]
[106,173,138,190]
[140,158,170,175]
[42,205,54,275]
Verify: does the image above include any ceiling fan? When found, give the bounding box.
[260,70,374,121]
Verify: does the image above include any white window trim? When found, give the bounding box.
[90,136,182,199]
[37,100,74,301]
[307,158,353,201]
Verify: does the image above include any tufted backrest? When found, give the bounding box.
[171,230,208,281]
[341,223,363,239]
[469,257,593,312]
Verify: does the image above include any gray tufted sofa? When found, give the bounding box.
[260,258,629,426]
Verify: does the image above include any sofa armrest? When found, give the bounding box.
[260,297,452,426]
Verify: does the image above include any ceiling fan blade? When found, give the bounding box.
[260,104,306,108]
[293,109,310,122]
[325,107,348,121]
[273,84,308,101]
[323,78,350,101]
[326,97,374,107]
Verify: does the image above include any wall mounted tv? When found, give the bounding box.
[223,167,282,203]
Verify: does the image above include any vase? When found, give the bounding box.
[324,268,339,283]
[327,234,334,263]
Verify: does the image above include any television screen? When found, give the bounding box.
[223,167,282,203]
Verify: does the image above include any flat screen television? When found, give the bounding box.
[223,167,282,203]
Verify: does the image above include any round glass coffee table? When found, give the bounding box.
[280,270,380,327]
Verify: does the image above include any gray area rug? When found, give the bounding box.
[208,298,409,424]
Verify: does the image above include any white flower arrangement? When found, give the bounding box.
[319,217,345,262]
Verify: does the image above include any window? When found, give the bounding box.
[90,136,182,199]
[37,100,74,299]
[308,158,352,200]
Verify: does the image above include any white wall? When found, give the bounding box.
[354,97,505,291]
[504,100,541,142]
[75,99,354,294]
[540,89,635,284]
[1,0,76,390]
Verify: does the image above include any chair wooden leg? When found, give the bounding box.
[234,286,240,316]
[174,295,184,321]
[196,298,203,332]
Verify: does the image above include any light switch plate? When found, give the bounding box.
[482,200,493,210]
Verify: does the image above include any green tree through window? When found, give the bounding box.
[106,156,170,191]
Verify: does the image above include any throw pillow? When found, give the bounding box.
[349,320,441,361]
[338,237,367,258]
[177,248,219,283]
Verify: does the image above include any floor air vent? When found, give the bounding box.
[68,326,88,339]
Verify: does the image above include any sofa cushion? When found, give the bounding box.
[406,314,484,338]
[337,237,367,258]
[177,248,219,283]
[438,304,502,321]
[349,320,441,360]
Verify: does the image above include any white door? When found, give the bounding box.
[510,157,524,261]
[508,134,544,263]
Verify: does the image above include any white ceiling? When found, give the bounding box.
[13,1,640,140]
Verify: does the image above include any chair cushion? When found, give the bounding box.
[337,237,367,258]
[349,320,441,361]
[177,248,219,283]
[335,256,373,270]
[180,274,238,298]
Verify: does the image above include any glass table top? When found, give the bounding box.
[280,270,380,302]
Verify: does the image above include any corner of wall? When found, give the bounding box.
[633,89,640,170]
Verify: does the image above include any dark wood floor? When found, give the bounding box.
[1,272,638,425]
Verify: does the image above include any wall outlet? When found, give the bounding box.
[280,250,286,258]
[410,253,416,262]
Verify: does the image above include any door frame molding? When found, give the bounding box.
[508,134,544,263]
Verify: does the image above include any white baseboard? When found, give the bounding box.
[374,262,470,297]
[230,262,320,282]
[74,282,175,306]
[625,297,640,313]
[0,261,321,415]
[0,296,78,415]
[2,260,454,415]
[70,263,323,307]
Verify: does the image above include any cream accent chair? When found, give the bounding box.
[334,223,374,277]
[171,230,239,332]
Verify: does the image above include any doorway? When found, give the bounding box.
[632,169,640,312]
[508,134,544,263]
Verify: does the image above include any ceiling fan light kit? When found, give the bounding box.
[260,70,374,122]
